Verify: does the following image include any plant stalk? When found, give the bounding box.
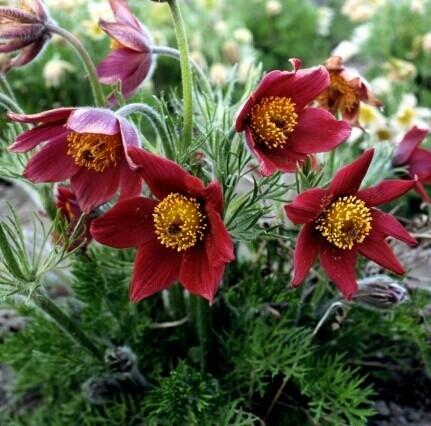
[47,24,105,107]
[191,295,211,371]
[167,0,193,152]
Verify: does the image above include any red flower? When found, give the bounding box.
[393,126,431,202]
[56,186,93,249]
[316,56,382,125]
[90,147,234,302]
[285,149,416,298]
[8,107,142,213]
[235,58,351,176]
[97,0,154,102]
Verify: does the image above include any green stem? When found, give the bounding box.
[47,24,105,107]
[0,92,25,114]
[0,73,17,102]
[152,46,211,95]
[33,291,105,360]
[191,295,211,371]
[167,0,193,152]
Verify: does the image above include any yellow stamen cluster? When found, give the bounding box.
[67,132,121,172]
[153,193,206,252]
[249,96,298,150]
[316,195,372,250]
[328,73,358,112]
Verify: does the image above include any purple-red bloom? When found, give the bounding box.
[285,149,417,298]
[8,107,142,213]
[97,0,154,102]
[393,126,431,203]
[316,56,382,126]
[91,147,235,303]
[235,58,351,176]
[0,0,51,71]
[56,186,93,249]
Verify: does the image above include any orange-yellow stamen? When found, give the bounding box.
[320,72,358,113]
[249,96,298,150]
[67,132,121,172]
[153,193,207,252]
[316,195,372,250]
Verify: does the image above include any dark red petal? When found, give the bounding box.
[393,126,429,165]
[291,223,319,287]
[9,37,45,68]
[71,165,121,213]
[118,160,142,201]
[284,188,328,224]
[288,108,351,154]
[90,197,157,248]
[9,125,68,153]
[329,149,374,197]
[407,148,431,180]
[371,209,417,246]
[203,181,224,213]
[205,205,235,264]
[7,107,74,124]
[320,247,358,299]
[23,137,79,183]
[127,146,204,199]
[130,241,181,302]
[119,52,153,99]
[180,244,225,302]
[414,181,431,203]
[357,179,415,207]
[358,237,405,275]
[99,20,150,52]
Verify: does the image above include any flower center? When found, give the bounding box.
[249,96,298,150]
[315,195,372,250]
[67,132,122,172]
[319,73,358,113]
[153,193,207,252]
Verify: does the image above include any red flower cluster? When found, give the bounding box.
[285,150,416,298]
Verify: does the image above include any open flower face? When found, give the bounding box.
[235,58,351,176]
[0,0,51,71]
[393,126,431,202]
[316,56,382,125]
[97,0,154,102]
[8,107,142,213]
[285,149,416,298]
[90,147,235,303]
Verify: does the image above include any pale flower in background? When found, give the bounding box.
[384,58,417,81]
[214,20,229,36]
[410,0,428,14]
[223,40,240,64]
[45,0,83,12]
[43,57,75,88]
[393,94,431,131]
[190,50,207,70]
[422,32,431,54]
[317,7,334,36]
[233,28,253,44]
[237,59,255,84]
[82,2,113,40]
[331,41,359,61]
[265,0,282,16]
[209,63,228,86]
[359,104,394,142]
[342,0,386,22]
[370,76,392,97]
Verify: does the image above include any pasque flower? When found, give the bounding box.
[393,126,431,202]
[91,147,235,303]
[8,107,142,213]
[316,56,382,125]
[0,0,52,71]
[97,0,154,101]
[285,149,416,298]
[56,186,93,249]
[235,58,351,176]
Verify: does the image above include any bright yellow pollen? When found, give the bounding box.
[249,96,298,150]
[316,195,372,250]
[67,132,121,172]
[153,193,207,252]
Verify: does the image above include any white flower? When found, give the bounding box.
[316,7,334,36]
[331,41,359,61]
[410,0,428,14]
[370,76,391,97]
[43,58,75,88]
[209,63,228,86]
[341,0,386,22]
[266,0,283,16]
[233,28,253,44]
[393,93,431,131]
[422,32,431,54]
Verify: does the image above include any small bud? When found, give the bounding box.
[353,276,408,309]
[223,40,240,64]
[233,28,253,44]
[209,63,228,86]
[105,346,136,374]
[266,0,283,16]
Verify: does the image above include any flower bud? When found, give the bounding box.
[233,28,253,44]
[266,0,283,16]
[105,346,137,374]
[43,58,75,88]
[223,40,240,64]
[209,63,228,86]
[353,276,408,309]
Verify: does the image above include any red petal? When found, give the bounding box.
[284,188,328,224]
[414,181,431,203]
[91,197,156,248]
[371,209,417,246]
[291,223,319,287]
[9,125,68,153]
[71,165,121,213]
[109,0,142,29]
[358,236,405,275]
[329,149,374,197]
[99,20,150,52]
[23,136,79,183]
[7,107,74,124]
[288,108,351,154]
[407,148,431,180]
[118,160,142,201]
[393,126,429,165]
[203,181,224,213]
[357,179,415,207]
[320,247,358,299]
[180,244,225,302]
[127,146,204,199]
[130,241,181,302]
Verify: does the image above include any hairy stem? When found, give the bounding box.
[167,0,193,152]
[0,73,17,102]
[47,24,105,107]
